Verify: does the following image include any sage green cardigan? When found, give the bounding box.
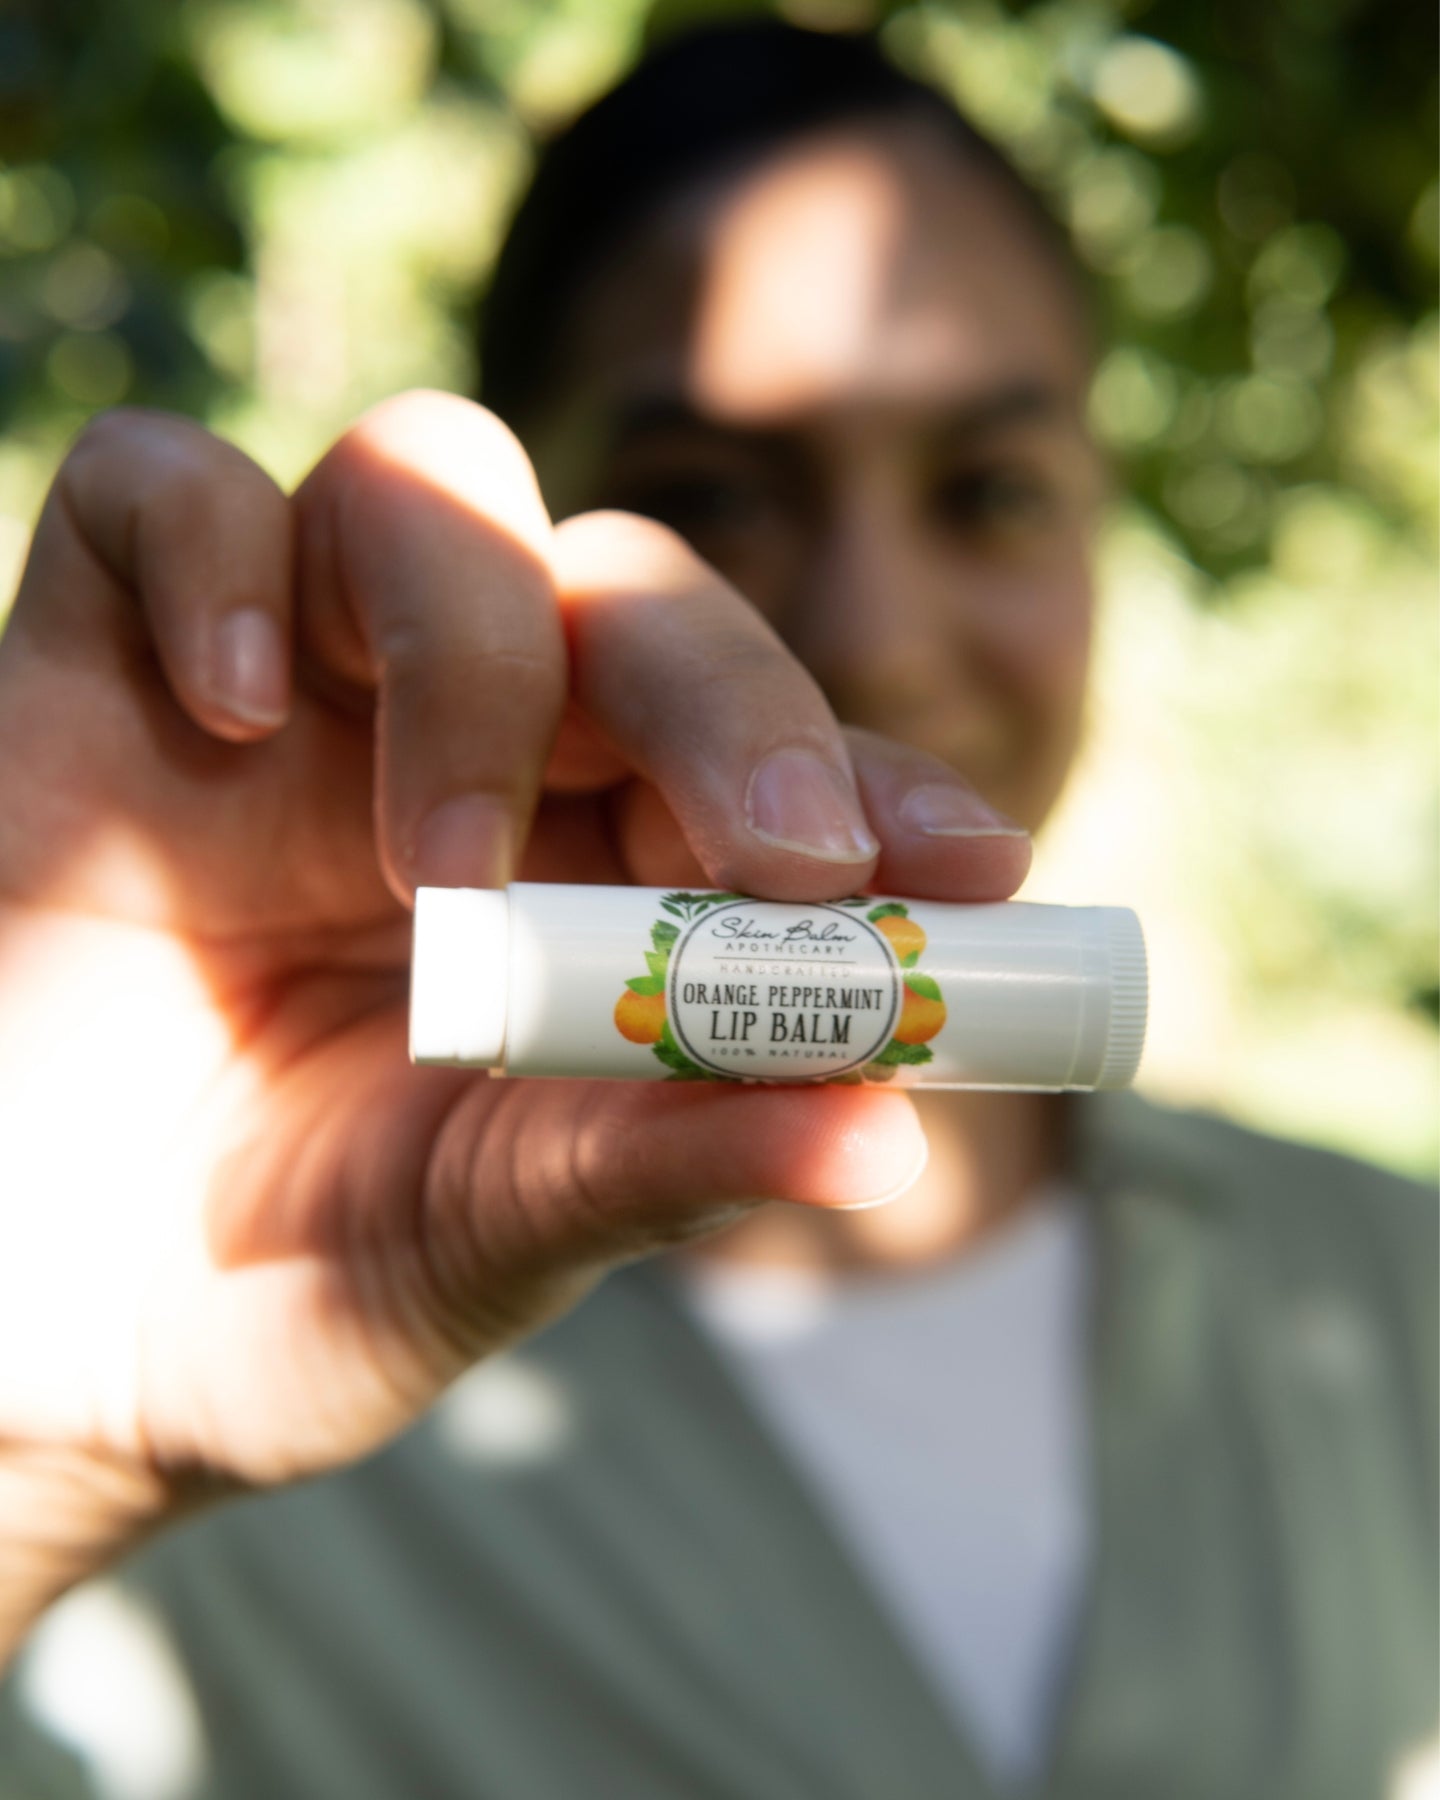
[4,1092,1436,1798]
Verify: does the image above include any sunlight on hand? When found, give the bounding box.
[0,870,249,1453]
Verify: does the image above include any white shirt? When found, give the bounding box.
[675,1185,1093,1786]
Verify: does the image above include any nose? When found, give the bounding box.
[782,479,985,736]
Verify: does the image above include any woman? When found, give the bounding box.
[0,21,1433,1799]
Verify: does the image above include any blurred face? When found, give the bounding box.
[526,117,1104,832]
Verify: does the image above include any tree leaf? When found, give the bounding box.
[651,920,680,950]
[867,901,908,921]
[904,973,942,1002]
[644,949,670,979]
[625,974,665,996]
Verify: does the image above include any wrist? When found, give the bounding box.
[0,1440,189,1673]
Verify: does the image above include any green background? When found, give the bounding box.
[0,0,1434,1173]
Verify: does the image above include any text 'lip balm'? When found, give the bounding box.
[410,884,1147,1092]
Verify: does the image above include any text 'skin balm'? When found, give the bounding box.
[410,884,1147,1092]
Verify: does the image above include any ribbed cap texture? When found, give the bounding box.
[1097,909,1148,1088]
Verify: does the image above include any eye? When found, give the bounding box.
[929,465,1058,536]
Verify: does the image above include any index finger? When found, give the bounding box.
[294,392,567,900]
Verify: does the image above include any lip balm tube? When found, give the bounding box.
[410,884,1147,1092]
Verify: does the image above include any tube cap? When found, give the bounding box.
[1094,906,1148,1089]
[410,887,509,1066]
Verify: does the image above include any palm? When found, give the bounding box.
[0,597,652,1488]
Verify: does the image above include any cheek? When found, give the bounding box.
[965,566,1092,830]
[978,560,1094,725]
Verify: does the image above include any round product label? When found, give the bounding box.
[666,900,901,1079]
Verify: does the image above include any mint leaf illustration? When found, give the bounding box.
[653,1021,712,1080]
[903,973,942,1002]
[644,949,670,980]
[867,901,908,922]
[651,919,680,950]
[625,974,665,996]
[660,890,751,922]
[869,1040,934,1067]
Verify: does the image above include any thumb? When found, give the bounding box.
[426,1079,929,1308]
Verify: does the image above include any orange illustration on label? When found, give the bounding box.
[860,902,946,1078]
[613,988,666,1044]
[613,891,745,1079]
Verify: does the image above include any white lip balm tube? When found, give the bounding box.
[410,884,1147,1092]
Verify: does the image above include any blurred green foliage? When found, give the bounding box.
[0,0,1435,1171]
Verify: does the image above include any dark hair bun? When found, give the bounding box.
[478,19,1072,425]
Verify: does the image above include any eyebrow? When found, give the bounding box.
[607,379,1074,454]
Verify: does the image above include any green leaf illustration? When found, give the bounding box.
[658,890,751,922]
[901,950,919,968]
[651,919,679,950]
[644,949,670,980]
[904,973,942,1002]
[867,901,908,921]
[869,1039,935,1067]
[652,1020,713,1080]
[625,974,665,996]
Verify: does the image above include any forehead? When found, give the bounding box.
[568,116,1090,427]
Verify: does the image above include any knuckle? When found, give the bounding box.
[67,406,201,475]
[335,392,542,499]
[689,625,792,695]
[62,407,158,496]
[376,622,564,700]
[64,409,267,529]
[358,388,527,460]
[553,509,707,592]
[68,405,141,461]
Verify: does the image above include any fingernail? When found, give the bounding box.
[213,608,288,728]
[746,748,879,864]
[898,782,1028,839]
[834,1135,930,1210]
[409,794,513,889]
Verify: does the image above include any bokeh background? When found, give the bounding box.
[1,0,1435,1175]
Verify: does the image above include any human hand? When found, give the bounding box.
[0,392,1030,1655]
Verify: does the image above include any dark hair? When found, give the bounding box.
[478,19,1083,426]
